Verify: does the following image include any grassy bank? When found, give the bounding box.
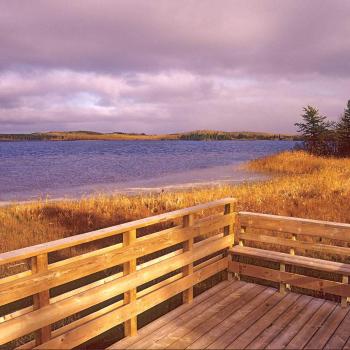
[1,150,350,254]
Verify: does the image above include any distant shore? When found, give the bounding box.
[0,130,299,142]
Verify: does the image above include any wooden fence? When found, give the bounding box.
[0,198,236,349]
[1,199,350,349]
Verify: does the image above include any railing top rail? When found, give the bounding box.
[0,198,236,266]
[239,211,350,229]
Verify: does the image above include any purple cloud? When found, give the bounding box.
[0,0,349,133]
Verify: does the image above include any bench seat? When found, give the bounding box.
[230,245,350,276]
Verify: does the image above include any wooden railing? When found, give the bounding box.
[0,198,236,349]
[229,212,350,307]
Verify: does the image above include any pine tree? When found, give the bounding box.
[295,106,333,155]
[336,100,350,156]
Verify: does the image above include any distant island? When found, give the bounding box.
[0,130,299,142]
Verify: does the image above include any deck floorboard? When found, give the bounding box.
[108,280,350,349]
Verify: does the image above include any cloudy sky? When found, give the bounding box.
[0,0,349,134]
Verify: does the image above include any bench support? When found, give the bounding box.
[279,263,286,295]
[341,275,348,308]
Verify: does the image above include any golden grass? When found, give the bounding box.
[1,150,350,254]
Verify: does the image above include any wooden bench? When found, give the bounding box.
[229,212,350,307]
[230,246,350,276]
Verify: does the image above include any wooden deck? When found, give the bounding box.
[109,280,350,350]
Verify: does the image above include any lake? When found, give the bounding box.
[0,140,296,202]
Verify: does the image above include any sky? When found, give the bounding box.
[0,0,350,134]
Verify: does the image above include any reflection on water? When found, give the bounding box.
[0,140,296,201]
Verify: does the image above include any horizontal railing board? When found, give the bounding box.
[1,233,223,324]
[196,212,235,234]
[0,226,194,307]
[34,258,227,349]
[239,233,350,256]
[239,212,350,241]
[48,211,224,270]
[0,198,236,266]
[229,261,350,297]
[0,235,232,344]
[0,269,32,285]
[230,246,350,275]
[0,214,233,307]
[0,214,232,307]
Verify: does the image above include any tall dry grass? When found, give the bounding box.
[1,150,350,254]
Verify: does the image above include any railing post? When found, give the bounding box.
[31,253,51,345]
[123,229,137,336]
[341,275,348,308]
[232,211,244,281]
[286,234,297,291]
[290,234,296,256]
[182,214,194,304]
[279,263,287,295]
[224,202,236,281]
[239,227,245,247]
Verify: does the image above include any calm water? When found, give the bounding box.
[0,140,296,202]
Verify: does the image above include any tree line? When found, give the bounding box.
[295,100,350,157]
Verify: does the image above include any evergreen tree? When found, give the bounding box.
[295,106,333,155]
[336,100,350,156]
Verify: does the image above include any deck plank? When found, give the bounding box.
[285,300,336,349]
[305,305,350,349]
[325,308,350,349]
[265,297,324,349]
[207,291,285,349]
[226,292,301,349]
[343,336,350,350]
[247,294,312,349]
[155,283,258,349]
[188,286,276,349]
[166,284,266,349]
